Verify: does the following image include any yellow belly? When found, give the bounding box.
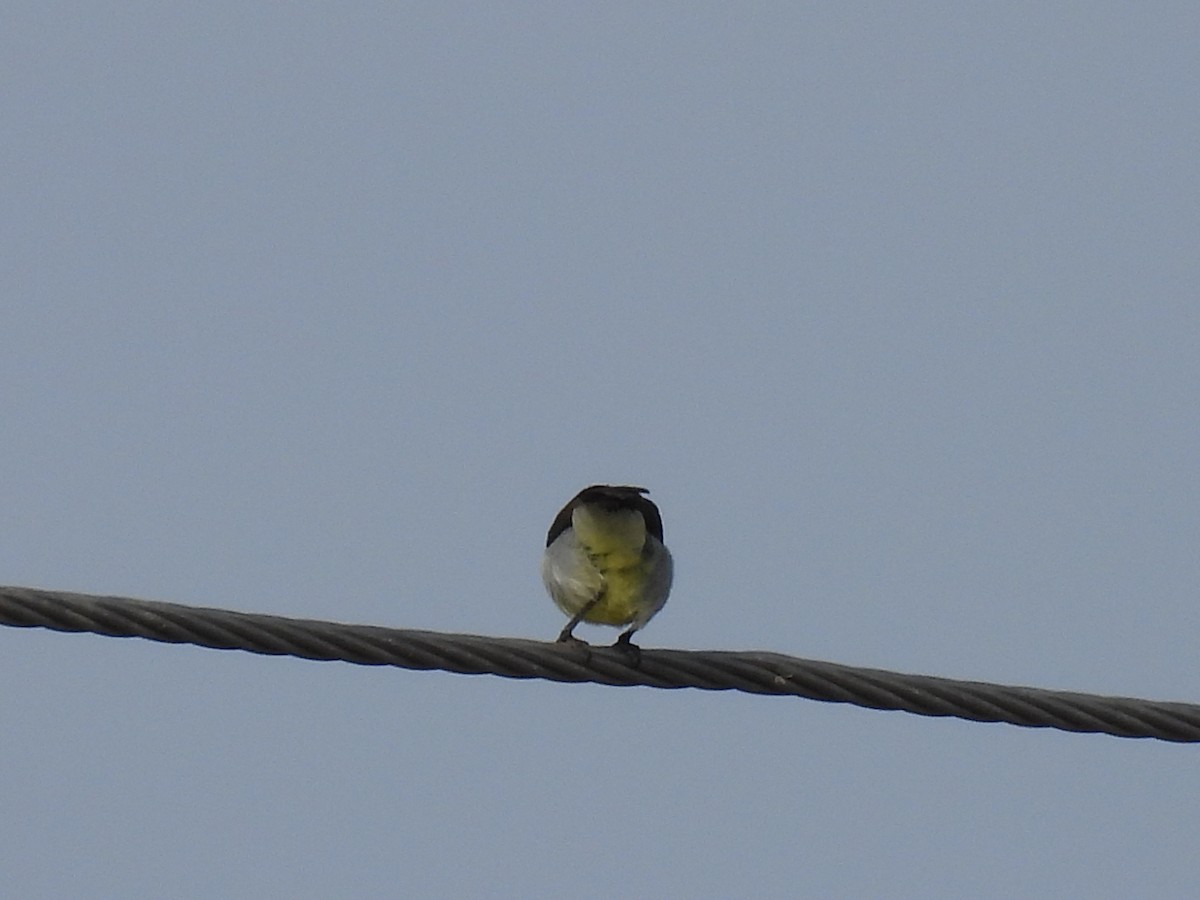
[583,563,649,625]
[572,504,649,625]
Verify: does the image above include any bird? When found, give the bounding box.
[541,484,673,652]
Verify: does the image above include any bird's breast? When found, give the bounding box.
[570,504,646,570]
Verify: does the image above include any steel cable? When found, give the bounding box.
[2,584,1197,743]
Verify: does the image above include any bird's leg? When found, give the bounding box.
[557,591,603,644]
[611,628,642,666]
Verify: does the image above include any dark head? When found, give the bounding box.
[546,485,665,546]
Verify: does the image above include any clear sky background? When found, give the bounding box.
[3,4,1198,898]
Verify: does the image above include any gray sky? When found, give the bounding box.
[3,4,1198,898]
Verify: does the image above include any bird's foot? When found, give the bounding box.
[556,625,589,645]
[611,631,642,667]
[556,629,592,660]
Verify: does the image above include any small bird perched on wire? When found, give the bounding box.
[541,485,673,652]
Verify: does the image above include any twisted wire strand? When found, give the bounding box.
[2,585,1197,743]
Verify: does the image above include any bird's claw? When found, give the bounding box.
[611,632,642,667]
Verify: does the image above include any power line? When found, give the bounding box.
[2,584,1196,743]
